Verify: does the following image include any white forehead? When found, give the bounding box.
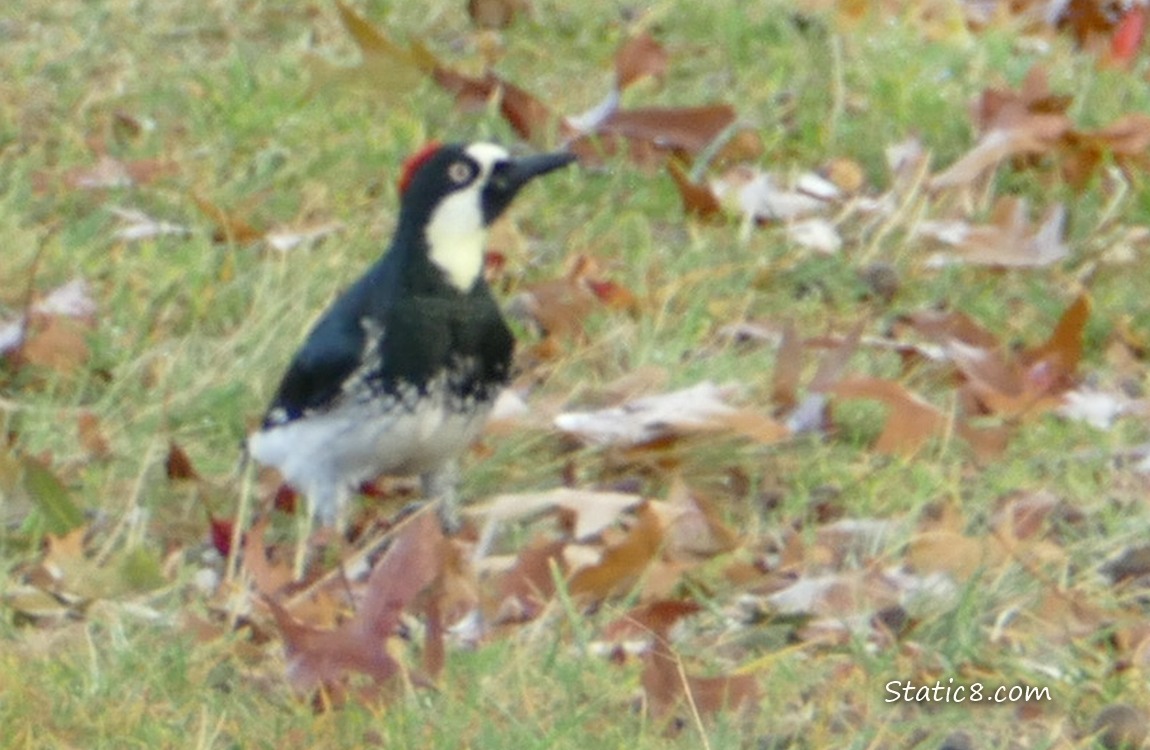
[464,142,510,172]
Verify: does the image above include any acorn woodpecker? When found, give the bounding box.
[248,142,575,528]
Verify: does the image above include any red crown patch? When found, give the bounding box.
[397,141,443,195]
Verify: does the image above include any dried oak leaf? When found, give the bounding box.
[568,502,664,600]
[919,198,1068,268]
[432,67,556,146]
[932,66,1072,190]
[568,104,739,170]
[615,32,668,91]
[304,0,427,99]
[555,381,787,447]
[265,512,444,704]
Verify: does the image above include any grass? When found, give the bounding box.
[3,0,1150,747]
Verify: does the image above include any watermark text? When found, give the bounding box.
[885,679,1051,704]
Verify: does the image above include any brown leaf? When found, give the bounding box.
[906,529,1005,580]
[896,308,1000,351]
[15,313,91,373]
[467,0,523,29]
[568,502,664,600]
[607,599,703,640]
[921,199,1068,268]
[76,412,110,458]
[972,66,1072,134]
[432,68,555,146]
[770,321,804,412]
[667,160,723,221]
[190,192,265,244]
[508,255,637,340]
[165,441,199,481]
[34,155,178,193]
[486,536,568,624]
[641,647,760,722]
[243,518,295,597]
[615,32,668,90]
[930,116,1070,190]
[569,104,736,169]
[555,381,786,447]
[658,479,739,561]
[828,377,947,454]
[268,512,444,701]
[1021,294,1089,383]
[949,295,1088,418]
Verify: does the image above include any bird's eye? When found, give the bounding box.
[448,161,473,184]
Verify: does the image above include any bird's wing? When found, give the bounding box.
[261,311,373,427]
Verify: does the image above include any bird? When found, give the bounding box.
[248,141,575,531]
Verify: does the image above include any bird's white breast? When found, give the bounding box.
[247,380,492,522]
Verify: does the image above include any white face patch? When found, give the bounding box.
[424,143,510,292]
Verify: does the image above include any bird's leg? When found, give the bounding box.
[293,484,347,578]
[293,507,315,579]
[421,459,462,533]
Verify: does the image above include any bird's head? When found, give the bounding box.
[395,142,575,292]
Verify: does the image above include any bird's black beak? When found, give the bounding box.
[503,151,578,188]
[482,151,576,224]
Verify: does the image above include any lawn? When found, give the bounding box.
[3,0,1150,747]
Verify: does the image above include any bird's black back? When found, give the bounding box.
[261,241,514,428]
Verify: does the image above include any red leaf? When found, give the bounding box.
[209,515,235,557]
[1110,7,1146,66]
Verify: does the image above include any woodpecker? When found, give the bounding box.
[248,142,575,528]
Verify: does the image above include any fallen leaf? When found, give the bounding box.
[615,32,668,90]
[667,160,723,221]
[0,279,97,368]
[267,512,444,702]
[165,441,199,481]
[507,255,637,341]
[305,0,427,98]
[555,381,786,447]
[76,412,110,458]
[432,67,556,146]
[930,117,1070,189]
[190,192,265,245]
[264,222,344,253]
[472,487,643,540]
[787,217,842,254]
[568,104,738,169]
[641,645,760,722]
[467,0,524,29]
[109,206,191,242]
[15,314,91,373]
[34,154,178,193]
[484,536,568,624]
[920,199,1068,268]
[656,479,739,561]
[1109,7,1147,67]
[568,502,664,600]
[712,165,838,223]
[22,456,85,535]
